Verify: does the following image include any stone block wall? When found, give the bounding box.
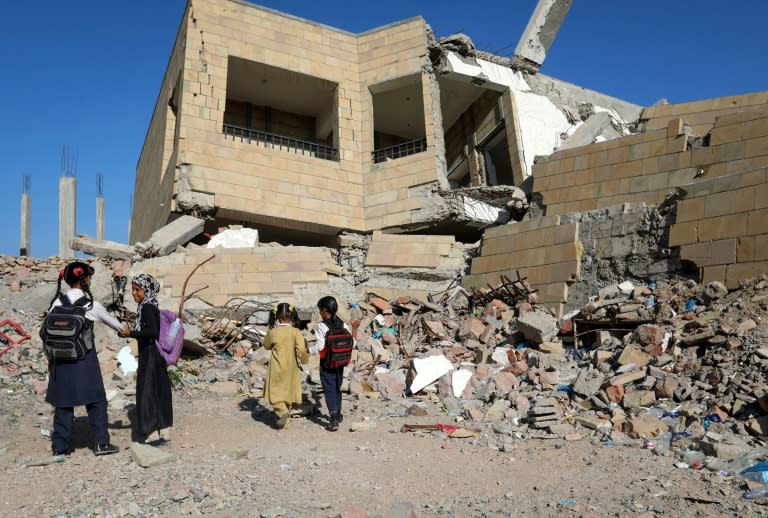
[669,167,768,289]
[463,215,582,310]
[534,104,768,218]
[532,96,768,295]
[141,245,335,308]
[130,9,189,243]
[364,231,458,268]
[639,91,768,136]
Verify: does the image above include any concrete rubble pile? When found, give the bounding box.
[2,251,766,476]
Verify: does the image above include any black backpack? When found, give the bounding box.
[40,295,95,361]
[321,321,354,369]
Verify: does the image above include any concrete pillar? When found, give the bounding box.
[512,0,573,72]
[59,176,76,258]
[96,196,105,240]
[20,193,31,256]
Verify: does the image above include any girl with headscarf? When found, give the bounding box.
[119,274,173,443]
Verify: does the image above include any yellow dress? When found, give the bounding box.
[263,325,309,406]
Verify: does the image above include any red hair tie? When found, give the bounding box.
[73,267,84,276]
[59,269,65,278]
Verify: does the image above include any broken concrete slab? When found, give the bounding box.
[516,310,558,344]
[137,215,205,257]
[130,442,175,467]
[71,235,136,259]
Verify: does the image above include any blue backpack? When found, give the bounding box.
[157,309,184,365]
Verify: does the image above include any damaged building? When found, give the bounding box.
[128,0,768,313]
[130,0,637,244]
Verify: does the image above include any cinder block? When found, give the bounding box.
[725,261,768,289]
[675,196,707,223]
[704,187,756,218]
[668,222,698,247]
[737,236,755,262]
[756,235,768,261]
[667,118,684,138]
[701,265,727,286]
[680,239,736,267]
[747,208,768,235]
[745,135,768,158]
[697,214,748,241]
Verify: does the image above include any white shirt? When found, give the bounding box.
[310,321,353,355]
[50,289,124,332]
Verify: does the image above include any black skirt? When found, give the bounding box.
[45,346,106,408]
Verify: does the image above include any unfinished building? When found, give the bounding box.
[130,0,768,313]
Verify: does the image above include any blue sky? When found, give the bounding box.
[1,1,766,258]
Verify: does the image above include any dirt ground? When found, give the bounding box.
[1,384,766,518]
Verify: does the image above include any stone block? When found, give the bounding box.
[573,367,605,398]
[608,369,646,386]
[626,413,667,439]
[617,346,651,367]
[516,310,558,344]
[623,389,656,409]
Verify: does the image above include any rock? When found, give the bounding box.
[626,413,667,439]
[575,414,609,431]
[745,416,768,436]
[617,346,651,367]
[491,371,518,394]
[605,384,625,403]
[373,370,406,400]
[516,310,558,344]
[623,389,656,408]
[130,442,175,467]
[572,367,604,398]
[223,448,249,460]
[349,420,376,431]
[701,281,728,304]
[458,317,486,340]
[608,369,646,386]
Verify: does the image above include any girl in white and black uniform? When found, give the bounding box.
[310,296,357,431]
[45,261,125,456]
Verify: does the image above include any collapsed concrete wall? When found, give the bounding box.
[463,215,581,312]
[467,93,768,314]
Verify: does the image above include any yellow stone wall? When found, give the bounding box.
[463,215,582,310]
[130,9,189,243]
[142,245,336,308]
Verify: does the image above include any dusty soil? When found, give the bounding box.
[1,385,765,518]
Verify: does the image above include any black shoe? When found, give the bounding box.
[337,413,343,424]
[328,414,339,432]
[94,443,119,456]
[52,448,70,456]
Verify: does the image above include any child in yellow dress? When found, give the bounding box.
[263,303,308,429]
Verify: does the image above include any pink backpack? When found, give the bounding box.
[157,309,184,365]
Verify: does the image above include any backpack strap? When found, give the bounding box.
[72,296,91,307]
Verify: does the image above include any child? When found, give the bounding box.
[119,274,173,443]
[309,296,357,431]
[263,303,308,429]
[45,261,125,456]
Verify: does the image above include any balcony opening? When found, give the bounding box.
[223,56,339,161]
[370,75,427,163]
[439,77,514,187]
